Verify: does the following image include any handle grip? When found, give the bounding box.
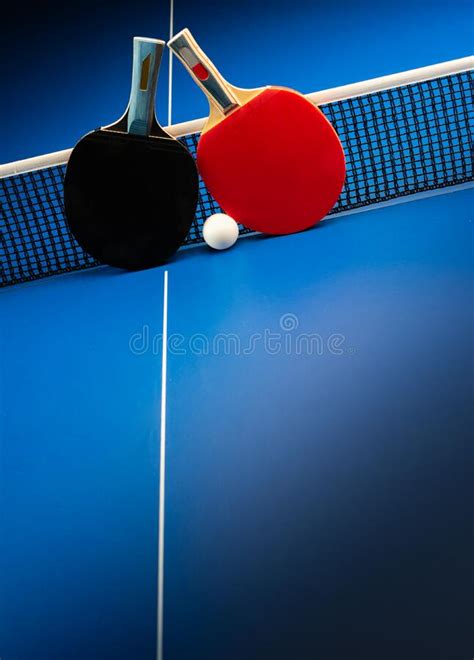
[127,37,165,135]
[168,29,239,114]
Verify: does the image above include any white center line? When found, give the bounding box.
[157,269,169,660]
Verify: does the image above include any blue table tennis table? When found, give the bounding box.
[1,184,472,660]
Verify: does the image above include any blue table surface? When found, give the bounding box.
[1,188,473,660]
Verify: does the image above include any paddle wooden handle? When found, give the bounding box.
[127,37,164,135]
[168,29,239,115]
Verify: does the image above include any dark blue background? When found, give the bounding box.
[0,0,472,163]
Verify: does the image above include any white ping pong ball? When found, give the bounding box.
[202,213,239,250]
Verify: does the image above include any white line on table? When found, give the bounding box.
[157,269,169,660]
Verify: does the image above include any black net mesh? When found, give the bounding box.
[1,70,472,287]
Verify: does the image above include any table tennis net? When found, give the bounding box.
[0,65,472,287]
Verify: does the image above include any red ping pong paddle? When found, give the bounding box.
[168,29,346,235]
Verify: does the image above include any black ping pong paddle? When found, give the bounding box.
[64,37,198,270]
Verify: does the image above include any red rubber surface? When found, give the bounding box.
[197,88,346,234]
